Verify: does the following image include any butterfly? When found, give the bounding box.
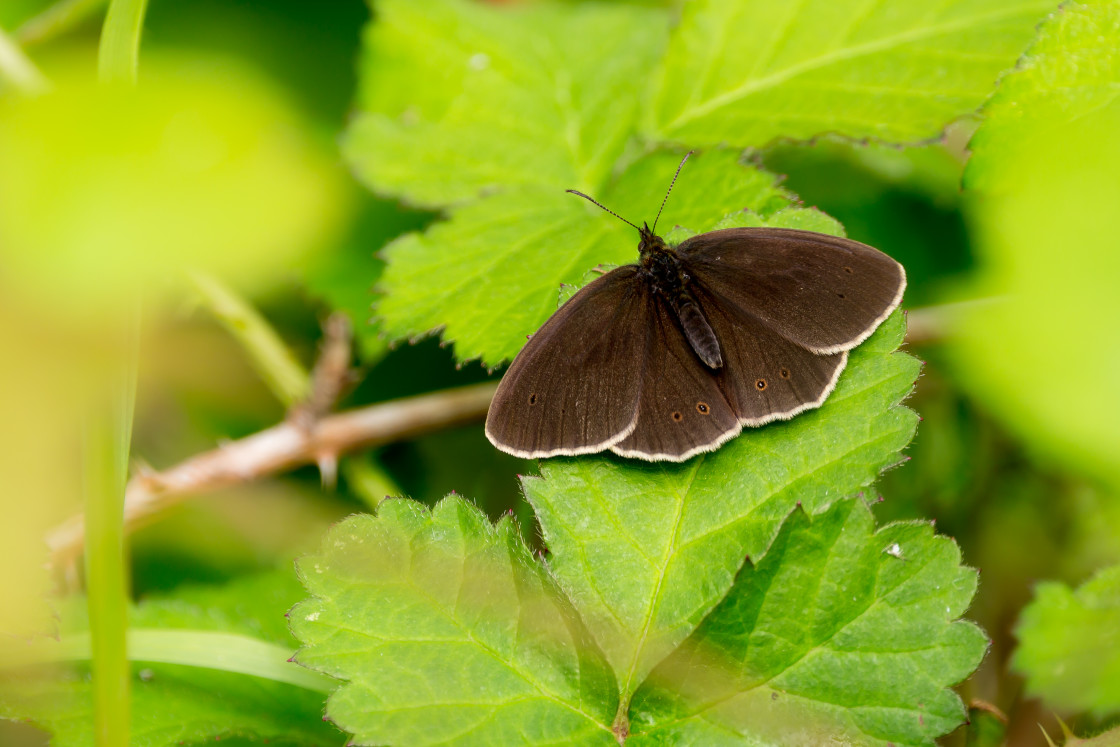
[485,153,905,462]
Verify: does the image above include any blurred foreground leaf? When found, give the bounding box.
[0,572,339,746]
[966,0,1120,190]
[1014,565,1120,719]
[0,55,345,322]
[0,313,82,639]
[952,0,1120,486]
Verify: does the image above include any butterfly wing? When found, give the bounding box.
[677,228,905,354]
[610,293,740,461]
[485,266,650,458]
[697,281,848,426]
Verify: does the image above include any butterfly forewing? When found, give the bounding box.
[610,294,739,461]
[485,267,650,458]
[678,228,905,354]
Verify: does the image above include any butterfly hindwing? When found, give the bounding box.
[696,281,849,426]
[610,293,739,461]
[678,228,905,354]
[485,267,650,458]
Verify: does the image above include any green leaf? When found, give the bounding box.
[0,572,338,747]
[966,0,1120,190]
[345,0,666,207]
[375,149,793,367]
[291,497,619,746]
[711,205,846,234]
[949,4,1120,488]
[285,489,981,746]
[524,308,920,698]
[1013,564,1120,719]
[627,497,986,746]
[648,0,1054,147]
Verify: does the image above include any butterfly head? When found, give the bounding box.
[638,222,669,258]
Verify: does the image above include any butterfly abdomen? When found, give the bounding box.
[677,300,723,369]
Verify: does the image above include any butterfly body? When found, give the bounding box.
[485,223,905,462]
[638,224,724,370]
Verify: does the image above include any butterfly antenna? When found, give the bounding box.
[651,150,693,235]
[566,189,641,231]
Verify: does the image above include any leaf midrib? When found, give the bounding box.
[617,456,706,699]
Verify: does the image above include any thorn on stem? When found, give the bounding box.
[317,452,339,490]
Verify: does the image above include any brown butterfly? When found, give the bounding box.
[486,153,905,461]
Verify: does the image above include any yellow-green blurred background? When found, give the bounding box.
[1,0,1118,745]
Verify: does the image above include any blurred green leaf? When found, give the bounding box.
[0,0,52,29]
[0,572,340,746]
[763,138,973,306]
[0,55,346,321]
[526,308,919,697]
[143,0,367,127]
[628,497,986,746]
[1014,565,1120,719]
[648,0,1053,147]
[291,498,619,746]
[966,0,1120,190]
[951,0,1120,487]
[345,0,666,206]
[376,149,792,367]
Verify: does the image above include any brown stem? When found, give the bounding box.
[47,381,498,567]
[289,313,353,431]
